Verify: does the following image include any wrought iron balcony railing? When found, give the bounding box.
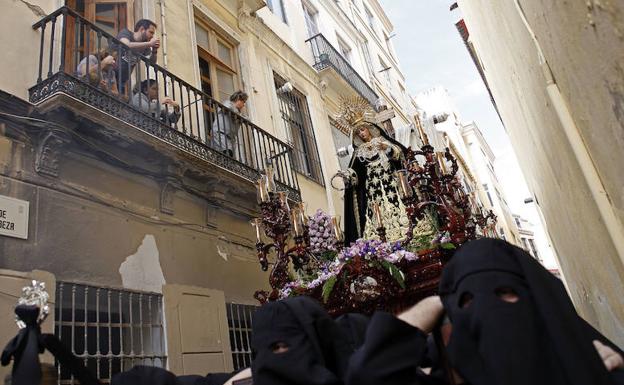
[30,7,300,200]
[305,33,379,108]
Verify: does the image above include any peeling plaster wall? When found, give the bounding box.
[458,0,624,345]
[0,136,269,304]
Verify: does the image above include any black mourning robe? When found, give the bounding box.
[343,125,407,244]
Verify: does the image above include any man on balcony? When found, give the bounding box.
[112,19,160,96]
[131,79,180,126]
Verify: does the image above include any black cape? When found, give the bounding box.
[343,124,407,244]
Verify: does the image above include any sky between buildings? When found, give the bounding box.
[379,0,559,269]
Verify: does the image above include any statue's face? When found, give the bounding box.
[356,126,372,142]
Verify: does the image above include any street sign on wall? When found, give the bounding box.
[0,195,29,239]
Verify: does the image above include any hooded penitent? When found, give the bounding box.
[439,238,623,385]
[251,296,355,385]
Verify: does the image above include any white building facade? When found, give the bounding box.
[415,86,521,245]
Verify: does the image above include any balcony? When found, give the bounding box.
[29,7,300,202]
[305,33,379,107]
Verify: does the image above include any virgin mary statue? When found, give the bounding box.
[336,97,410,244]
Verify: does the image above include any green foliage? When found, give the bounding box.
[322,275,338,303]
[320,250,338,262]
[380,260,406,289]
[440,242,456,250]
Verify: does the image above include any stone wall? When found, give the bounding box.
[458,0,624,344]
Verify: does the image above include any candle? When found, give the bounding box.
[396,170,412,198]
[251,218,262,242]
[265,165,277,192]
[331,216,344,242]
[291,208,303,236]
[297,202,309,226]
[256,176,270,203]
[373,202,383,228]
[437,152,448,174]
[415,115,429,145]
[278,192,290,211]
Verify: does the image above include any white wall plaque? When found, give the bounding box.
[0,195,29,239]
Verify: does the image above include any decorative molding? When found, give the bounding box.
[160,180,176,215]
[34,128,71,178]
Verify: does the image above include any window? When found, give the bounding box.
[528,239,539,259]
[302,2,319,37]
[337,36,352,64]
[383,31,394,59]
[227,302,257,371]
[521,237,529,252]
[267,0,288,24]
[483,183,494,206]
[194,21,240,104]
[515,217,522,228]
[274,73,324,184]
[331,118,352,171]
[379,56,391,85]
[398,82,406,100]
[55,282,166,383]
[364,5,375,32]
[361,40,374,76]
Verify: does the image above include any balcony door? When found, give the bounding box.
[64,0,134,70]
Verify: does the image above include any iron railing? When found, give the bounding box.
[305,33,379,107]
[30,7,300,200]
[55,282,166,384]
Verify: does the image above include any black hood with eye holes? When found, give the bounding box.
[439,238,622,385]
[251,297,353,385]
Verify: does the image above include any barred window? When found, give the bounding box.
[274,73,324,185]
[54,282,167,384]
[226,303,257,371]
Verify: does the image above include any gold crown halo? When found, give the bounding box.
[333,96,376,134]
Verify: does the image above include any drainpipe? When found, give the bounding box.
[512,0,624,266]
[158,0,168,68]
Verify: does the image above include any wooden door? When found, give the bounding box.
[64,0,133,72]
[163,284,234,375]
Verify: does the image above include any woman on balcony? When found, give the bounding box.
[211,91,248,158]
[76,48,119,96]
[131,79,180,126]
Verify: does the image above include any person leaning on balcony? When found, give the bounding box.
[112,19,160,95]
[76,48,119,96]
[211,90,248,157]
[131,79,180,125]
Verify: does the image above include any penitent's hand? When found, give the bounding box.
[594,340,624,371]
[397,296,445,334]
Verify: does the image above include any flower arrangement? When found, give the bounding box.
[308,209,338,255]
[280,238,419,302]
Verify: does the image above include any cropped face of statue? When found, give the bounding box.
[356,126,372,142]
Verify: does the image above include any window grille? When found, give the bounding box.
[274,73,324,185]
[226,303,257,371]
[54,282,167,384]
